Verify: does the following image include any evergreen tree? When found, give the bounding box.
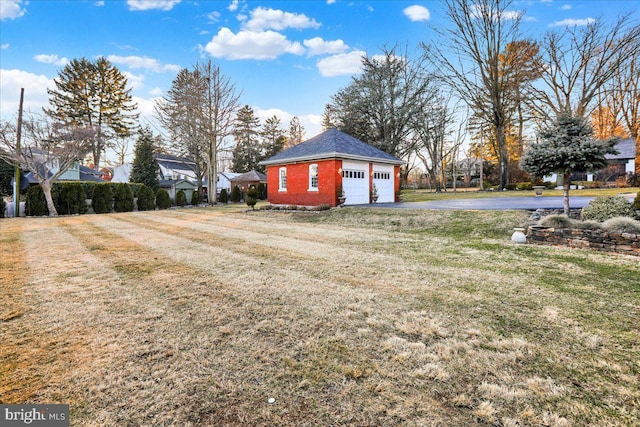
[231,105,261,172]
[45,57,138,171]
[130,127,160,193]
[521,114,618,215]
[136,184,156,211]
[114,183,134,212]
[287,116,305,149]
[261,115,286,161]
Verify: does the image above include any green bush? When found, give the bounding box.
[516,182,533,191]
[539,214,573,229]
[634,190,640,211]
[581,195,635,222]
[176,190,187,207]
[56,182,87,215]
[136,185,155,211]
[601,217,640,234]
[246,186,258,209]
[92,184,113,214]
[219,188,229,204]
[128,183,144,198]
[114,183,134,212]
[572,220,601,230]
[0,196,5,218]
[191,190,202,205]
[155,189,172,210]
[80,182,96,199]
[231,185,242,203]
[257,182,267,200]
[26,185,48,216]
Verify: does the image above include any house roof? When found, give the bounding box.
[78,165,105,182]
[259,128,406,166]
[232,170,267,182]
[606,138,636,161]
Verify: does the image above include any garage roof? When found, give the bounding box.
[259,128,405,166]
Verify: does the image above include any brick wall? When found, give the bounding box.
[266,159,341,206]
[527,226,640,256]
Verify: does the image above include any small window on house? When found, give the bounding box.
[309,164,318,191]
[279,167,287,191]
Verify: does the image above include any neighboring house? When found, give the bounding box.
[111,163,132,183]
[230,170,267,195]
[605,137,636,175]
[24,161,104,185]
[218,171,242,194]
[259,128,405,207]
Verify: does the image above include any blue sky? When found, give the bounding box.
[1,0,638,143]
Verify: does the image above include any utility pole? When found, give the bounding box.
[13,88,24,218]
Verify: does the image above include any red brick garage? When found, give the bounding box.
[259,129,404,207]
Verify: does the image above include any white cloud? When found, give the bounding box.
[0,0,25,20]
[242,7,321,31]
[1,43,9,50]
[470,4,523,21]
[559,4,572,11]
[255,108,323,139]
[94,1,105,6]
[228,0,239,12]
[203,27,304,60]
[122,71,146,90]
[550,17,596,27]
[126,0,181,11]
[316,50,365,77]
[303,37,348,56]
[206,11,220,22]
[107,55,181,72]
[0,69,53,118]
[149,87,163,96]
[34,54,69,66]
[326,0,336,4]
[404,5,430,22]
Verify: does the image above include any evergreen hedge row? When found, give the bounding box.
[136,184,156,211]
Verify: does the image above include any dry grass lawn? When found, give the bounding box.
[1,207,638,426]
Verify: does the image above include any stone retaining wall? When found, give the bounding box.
[527,226,640,257]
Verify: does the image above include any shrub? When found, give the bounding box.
[601,217,640,234]
[572,220,601,230]
[56,182,87,215]
[114,183,134,213]
[128,183,144,198]
[155,189,172,210]
[0,196,5,218]
[257,182,267,200]
[92,184,113,214]
[136,185,155,211]
[231,185,242,203]
[539,214,573,229]
[191,190,202,205]
[26,185,48,216]
[246,186,258,209]
[581,195,635,222]
[80,182,96,199]
[516,182,533,191]
[634,190,640,211]
[176,190,187,207]
[219,188,229,204]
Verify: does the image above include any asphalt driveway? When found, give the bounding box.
[360,194,636,210]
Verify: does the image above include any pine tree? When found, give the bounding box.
[261,115,286,161]
[231,105,261,172]
[46,57,138,171]
[130,127,159,193]
[521,114,618,215]
[287,116,305,149]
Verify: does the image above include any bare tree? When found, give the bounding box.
[197,60,241,204]
[0,115,95,216]
[425,0,525,189]
[530,13,640,121]
[286,116,305,149]
[326,45,434,159]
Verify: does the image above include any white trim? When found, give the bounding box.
[308,163,319,191]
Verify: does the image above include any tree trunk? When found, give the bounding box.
[41,181,58,217]
[563,173,571,216]
[497,124,509,189]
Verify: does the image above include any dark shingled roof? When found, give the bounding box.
[233,170,267,182]
[259,128,405,166]
[606,138,636,161]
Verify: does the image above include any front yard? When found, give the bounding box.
[1,207,638,426]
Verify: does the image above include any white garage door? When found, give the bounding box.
[342,161,369,205]
[373,164,394,203]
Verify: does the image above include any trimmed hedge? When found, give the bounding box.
[231,185,242,203]
[156,189,172,210]
[26,185,48,216]
[176,190,187,207]
[92,184,113,214]
[257,182,267,200]
[246,186,258,209]
[136,185,155,211]
[191,190,202,205]
[57,182,87,215]
[219,188,229,204]
[114,183,134,212]
[0,195,6,218]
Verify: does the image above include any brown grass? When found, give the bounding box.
[1,207,638,426]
